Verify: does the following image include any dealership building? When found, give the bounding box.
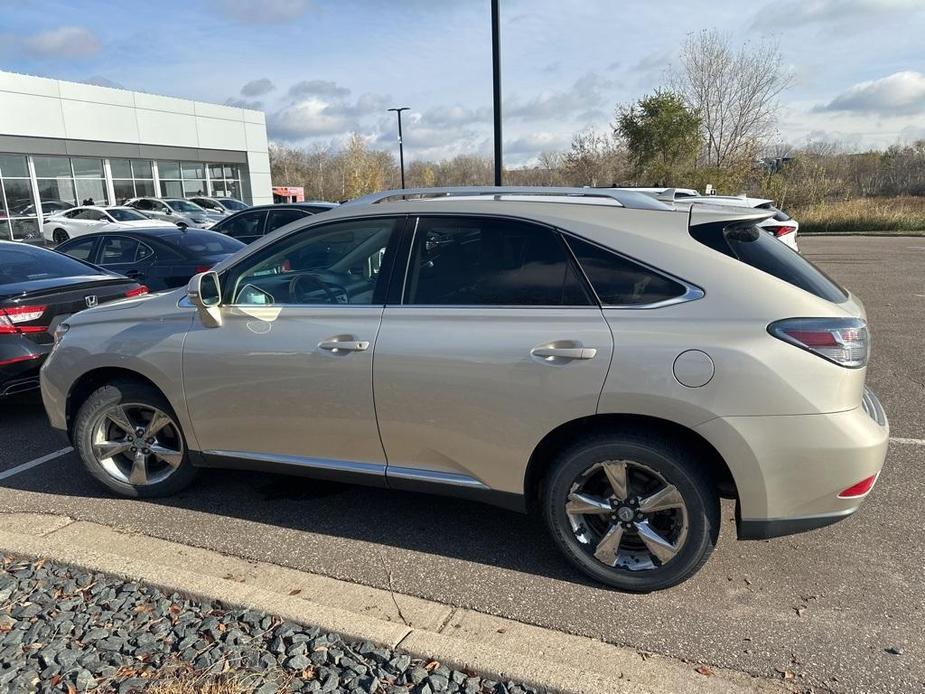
[0,69,271,242]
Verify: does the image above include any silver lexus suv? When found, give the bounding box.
[40,187,888,591]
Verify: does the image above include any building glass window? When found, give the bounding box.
[207,162,243,201]
[0,154,39,241]
[111,158,156,204]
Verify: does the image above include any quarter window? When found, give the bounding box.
[225,217,401,306]
[404,217,591,306]
[566,236,687,306]
[99,237,153,264]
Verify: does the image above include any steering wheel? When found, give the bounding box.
[287,273,347,304]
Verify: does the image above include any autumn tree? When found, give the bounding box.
[615,90,701,186]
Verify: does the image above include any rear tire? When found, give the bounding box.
[52,229,68,244]
[543,433,719,592]
[73,380,197,498]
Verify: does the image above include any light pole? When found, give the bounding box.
[491,0,502,185]
[387,106,410,189]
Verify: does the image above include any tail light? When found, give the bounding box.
[124,285,149,298]
[768,317,869,368]
[0,305,48,334]
[838,473,879,499]
[765,225,795,237]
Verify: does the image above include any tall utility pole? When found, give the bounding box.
[387,106,410,189]
[491,0,502,185]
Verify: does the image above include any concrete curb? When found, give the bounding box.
[800,231,925,237]
[0,513,790,694]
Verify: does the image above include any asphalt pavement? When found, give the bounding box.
[1,235,922,693]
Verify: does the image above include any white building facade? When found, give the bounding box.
[0,70,271,242]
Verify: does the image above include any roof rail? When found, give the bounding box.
[343,186,674,211]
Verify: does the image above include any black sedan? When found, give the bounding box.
[0,242,147,397]
[55,227,244,291]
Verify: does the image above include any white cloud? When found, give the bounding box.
[215,0,311,23]
[751,0,920,28]
[507,72,615,121]
[817,71,925,116]
[288,80,350,99]
[22,26,100,59]
[241,78,275,97]
[225,97,264,110]
[269,98,353,139]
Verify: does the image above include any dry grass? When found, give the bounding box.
[146,672,262,694]
[792,196,925,233]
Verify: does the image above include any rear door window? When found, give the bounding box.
[221,211,267,241]
[404,216,591,306]
[565,236,687,306]
[691,223,847,302]
[266,208,308,233]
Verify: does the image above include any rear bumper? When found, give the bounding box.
[0,338,50,397]
[695,390,889,540]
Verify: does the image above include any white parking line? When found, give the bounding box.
[890,437,925,446]
[0,447,73,482]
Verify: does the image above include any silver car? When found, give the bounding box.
[40,187,888,591]
[125,197,224,229]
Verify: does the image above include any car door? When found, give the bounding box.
[373,215,614,496]
[181,215,405,479]
[76,208,108,234]
[96,235,156,283]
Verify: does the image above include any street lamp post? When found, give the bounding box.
[491,0,502,185]
[387,106,410,189]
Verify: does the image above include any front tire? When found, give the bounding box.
[73,380,197,498]
[543,433,719,591]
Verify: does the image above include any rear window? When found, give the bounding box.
[0,245,101,285]
[566,236,687,306]
[171,231,244,255]
[691,223,847,303]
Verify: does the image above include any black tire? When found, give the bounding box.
[543,433,720,592]
[73,380,197,498]
[52,229,68,244]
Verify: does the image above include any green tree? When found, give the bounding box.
[615,91,701,186]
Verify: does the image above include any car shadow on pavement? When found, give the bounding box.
[1,421,588,585]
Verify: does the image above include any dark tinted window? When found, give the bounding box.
[0,245,101,284]
[61,237,96,261]
[405,217,590,306]
[169,231,244,255]
[267,208,307,232]
[99,237,153,264]
[221,211,266,241]
[566,236,687,305]
[218,198,248,211]
[108,209,146,222]
[692,223,847,303]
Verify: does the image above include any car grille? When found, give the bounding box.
[862,387,887,426]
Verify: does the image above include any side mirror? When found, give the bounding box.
[187,271,223,328]
[165,208,173,215]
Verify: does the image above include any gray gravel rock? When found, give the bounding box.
[0,553,538,694]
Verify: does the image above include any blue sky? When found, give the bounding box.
[1,0,924,164]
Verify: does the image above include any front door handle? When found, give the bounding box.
[531,346,597,360]
[318,337,370,353]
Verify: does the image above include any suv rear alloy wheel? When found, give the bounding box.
[544,434,719,591]
[74,381,196,497]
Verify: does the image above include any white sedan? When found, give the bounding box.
[43,206,168,245]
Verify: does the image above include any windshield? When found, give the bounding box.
[170,231,244,255]
[219,198,248,211]
[107,209,147,222]
[0,245,102,285]
[167,199,206,213]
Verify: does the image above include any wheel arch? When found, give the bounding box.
[523,413,738,513]
[66,367,172,439]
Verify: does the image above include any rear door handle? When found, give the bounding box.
[318,338,370,352]
[531,346,597,360]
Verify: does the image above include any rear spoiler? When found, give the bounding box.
[683,202,775,228]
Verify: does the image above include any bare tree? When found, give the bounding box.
[670,29,793,168]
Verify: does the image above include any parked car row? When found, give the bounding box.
[28,185,887,593]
